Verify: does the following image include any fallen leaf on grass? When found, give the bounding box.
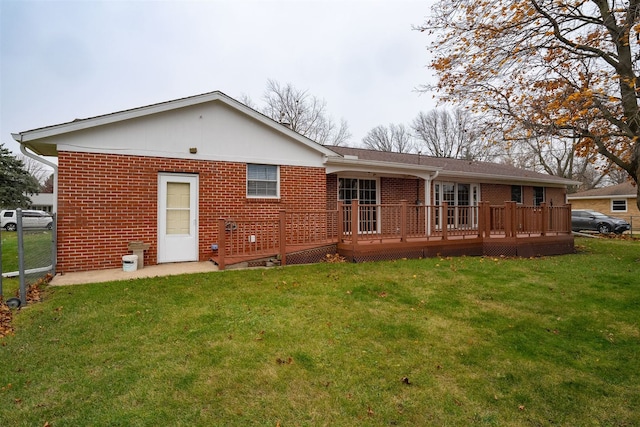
[0,303,14,338]
[276,357,293,365]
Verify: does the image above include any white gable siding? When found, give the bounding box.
[42,100,327,167]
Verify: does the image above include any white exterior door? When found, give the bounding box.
[158,173,198,263]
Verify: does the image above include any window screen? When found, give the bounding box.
[247,164,278,197]
[611,199,627,212]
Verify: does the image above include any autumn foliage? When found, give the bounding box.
[419,0,640,205]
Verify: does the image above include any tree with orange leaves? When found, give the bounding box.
[418,0,640,207]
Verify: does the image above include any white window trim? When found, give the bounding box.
[246,164,280,199]
[611,199,627,212]
[337,176,381,235]
[434,181,479,206]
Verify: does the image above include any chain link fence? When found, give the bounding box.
[626,216,639,236]
[1,209,56,306]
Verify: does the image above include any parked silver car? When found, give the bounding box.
[571,210,630,234]
[0,209,53,231]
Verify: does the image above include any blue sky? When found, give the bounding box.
[1,0,438,157]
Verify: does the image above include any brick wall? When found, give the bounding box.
[326,174,338,209]
[481,184,567,206]
[326,176,424,207]
[380,177,424,204]
[57,152,326,272]
[481,184,512,204]
[570,197,640,231]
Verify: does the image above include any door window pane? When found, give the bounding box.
[359,179,377,205]
[457,184,470,206]
[166,182,190,234]
[338,178,378,233]
[338,178,358,203]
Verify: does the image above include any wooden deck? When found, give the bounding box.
[211,202,575,269]
[337,233,574,263]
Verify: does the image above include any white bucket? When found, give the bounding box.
[122,254,138,272]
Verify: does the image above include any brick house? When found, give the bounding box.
[568,182,639,231]
[12,91,577,273]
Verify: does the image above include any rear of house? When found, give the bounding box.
[13,91,578,273]
[14,92,337,272]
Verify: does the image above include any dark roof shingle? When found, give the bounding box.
[326,146,575,185]
[568,182,637,198]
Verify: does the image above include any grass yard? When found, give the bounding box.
[1,229,53,274]
[1,237,639,426]
[1,230,54,300]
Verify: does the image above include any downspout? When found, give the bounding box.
[13,135,58,214]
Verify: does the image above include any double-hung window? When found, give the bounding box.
[511,186,523,204]
[533,187,545,206]
[247,164,278,198]
[611,199,627,212]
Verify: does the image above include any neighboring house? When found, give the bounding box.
[568,182,639,230]
[29,192,54,213]
[12,91,578,273]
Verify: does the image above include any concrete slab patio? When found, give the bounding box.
[50,261,219,286]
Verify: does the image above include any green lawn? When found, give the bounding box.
[1,230,53,274]
[1,237,638,426]
[1,230,53,299]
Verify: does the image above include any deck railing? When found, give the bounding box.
[214,201,572,269]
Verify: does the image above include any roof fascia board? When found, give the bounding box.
[567,194,636,200]
[324,156,441,177]
[435,170,580,187]
[13,92,225,142]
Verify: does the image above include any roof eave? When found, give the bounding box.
[324,156,441,177]
[567,194,636,200]
[435,170,580,187]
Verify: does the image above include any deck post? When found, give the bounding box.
[400,200,407,242]
[337,202,344,241]
[566,203,572,234]
[541,202,548,236]
[505,202,516,238]
[279,210,287,266]
[441,202,448,240]
[351,200,359,245]
[505,202,511,237]
[217,218,226,271]
[478,201,487,238]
